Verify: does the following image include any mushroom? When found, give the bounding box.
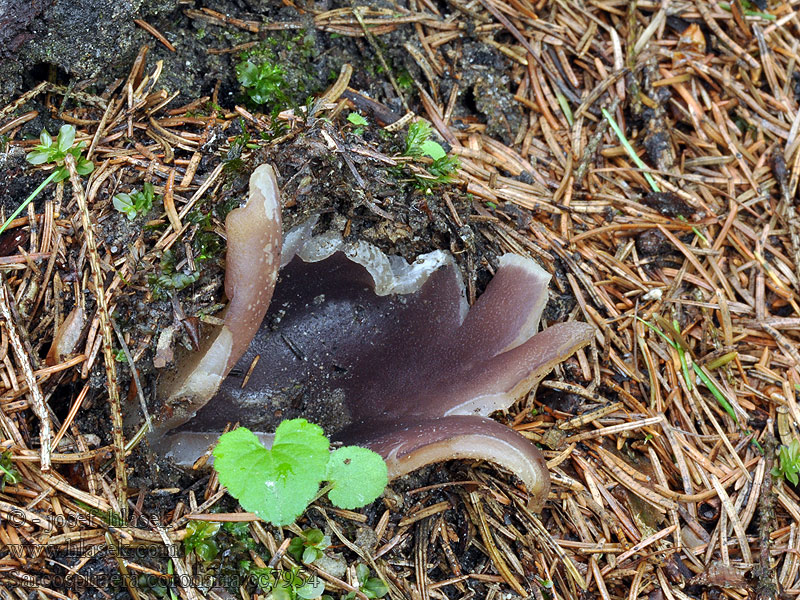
[154,164,282,433]
[152,164,594,509]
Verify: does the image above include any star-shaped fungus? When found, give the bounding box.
[152,164,595,509]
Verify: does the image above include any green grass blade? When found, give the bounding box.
[635,316,677,349]
[602,108,660,193]
[692,363,737,424]
[0,169,60,237]
[718,2,775,19]
[677,345,693,391]
[556,93,574,126]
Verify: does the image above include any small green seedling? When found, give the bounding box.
[236,59,289,108]
[402,121,459,189]
[0,125,94,237]
[26,124,94,181]
[404,120,442,159]
[772,439,800,486]
[113,182,156,220]
[347,112,368,136]
[288,528,330,565]
[212,419,388,526]
[0,451,19,491]
[243,562,324,600]
[183,520,221,561]
[343,564,389,599]
[536,576,554,600]
[166,559,179,600]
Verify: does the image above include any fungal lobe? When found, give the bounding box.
[154,165,281,433]
[154,163,594,510]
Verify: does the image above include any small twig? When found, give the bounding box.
[0,276,51,471]
[153,519,202,600]
[111,319,152,434]
[751,429,779,600]
[64,154,127,517]
[133,19,177,52]
[352,7,409,112]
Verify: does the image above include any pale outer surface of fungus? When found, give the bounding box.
[154,165,282,434]
[153,164,595,509]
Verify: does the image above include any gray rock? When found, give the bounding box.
[0,0,176,105]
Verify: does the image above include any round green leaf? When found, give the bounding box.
[213,422,330,526]
[39,130,52,147]
[355,564,370,584]
[325,446,387,509]
[304,528,324,545]
[347,112,368,126]
[194,539,218,561]
[302,546,318,565]
[113,194,135,218]
[271,585,293,600]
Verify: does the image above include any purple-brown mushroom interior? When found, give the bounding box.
[154,164,595,505]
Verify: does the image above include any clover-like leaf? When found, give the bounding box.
[326,446,387,509]
[355,564,389,599]
[288,527,330,564]
[236,60,259,87]
[212,421,330,525]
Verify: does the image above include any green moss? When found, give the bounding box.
[397,69,414,90]
[186,210,223,263]
[235,30,320,112]
[147,250,200,301]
